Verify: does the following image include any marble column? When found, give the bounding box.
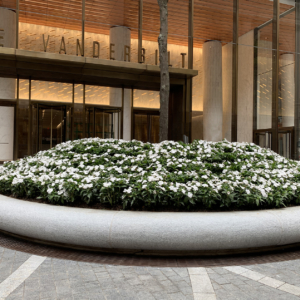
[222,43,232,141]
[0,8,16,161]
[203,40,223,142]
[0,107,14,161]
[109,26,132,140]
[0,8,16,100]
[280,53,294,128]
[222,31,254,143]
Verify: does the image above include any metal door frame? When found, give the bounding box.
[133,109,160,143]
[85,106,121,139]
[34,103,68,152]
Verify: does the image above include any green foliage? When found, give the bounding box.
[0,138,300,211]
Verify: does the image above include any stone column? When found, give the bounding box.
[222,43,232,141]
[280,53,294,128]
[0,8,16,161]
[0,8,16,100]
[203,40,223,142]
[0,107,14,161]
[109,26,132,140]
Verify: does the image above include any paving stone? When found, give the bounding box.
[134,267,149,275]
[227,277,246,286]
[168,292,192,300]
[102,290,122,300]
[168,275,186,283]
[211,267,230,275]
[139,274,153,281]
[135,290,156,300]
[5,247,300,300]
[259,276,284,288]
[146,283,164,293]
[209,274,230,285]
[163,284,180,293]
[279,283,300,296]
[215,288,236,300]
[161,269,178,277]
[160,279,173,287]
[6,294,25,300]
[274,294,300,300]
[211,281,222,290]
[173,268,189,278]
[243,279,264,287]
[220,283,240,292]
[89,293,106,300]
[40,289,58,299]
[73,294,89,300]
[177,286,193,295]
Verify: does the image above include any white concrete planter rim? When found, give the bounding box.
[1,194,300,254]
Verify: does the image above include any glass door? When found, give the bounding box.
[85,107,118,139]
[95,109,113,139]
[36,104,67,151]
[133,110,160,143]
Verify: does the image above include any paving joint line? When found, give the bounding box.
[188,267,216,300]
[0,254,46,299]
[224,265,300,297]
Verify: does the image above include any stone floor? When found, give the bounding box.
[1,244,300,300]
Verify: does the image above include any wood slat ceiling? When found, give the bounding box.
[0,0,296,49]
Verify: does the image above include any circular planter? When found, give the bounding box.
[1,194,300,255]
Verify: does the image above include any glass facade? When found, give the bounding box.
[0,0,299,160]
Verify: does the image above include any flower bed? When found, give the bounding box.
[0,138,300,210]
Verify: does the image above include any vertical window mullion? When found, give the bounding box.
[231,0,239,142]
[295,0,300,160]
[271,0,279,153]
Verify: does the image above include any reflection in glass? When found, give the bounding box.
[18,100,29,158]
[150,115,159,143]
[134,114,148,143]
[85,108,115,139]
[33,105,67,152]
[257,23,273,130]
[133,112,159,143]
[74,104,85,140]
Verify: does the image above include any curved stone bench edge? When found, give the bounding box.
[1,194,300,252]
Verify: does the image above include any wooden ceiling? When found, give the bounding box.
[0,0,295,49]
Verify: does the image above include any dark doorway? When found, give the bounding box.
[133,110,160,143]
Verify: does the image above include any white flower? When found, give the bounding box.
[1,137,299,210]
[124,187,132,194]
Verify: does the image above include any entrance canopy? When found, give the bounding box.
[0,47,198,90]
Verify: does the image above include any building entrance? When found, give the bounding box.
[133,110,159,143]
[85,107,120,139]
[32,104,70,152]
